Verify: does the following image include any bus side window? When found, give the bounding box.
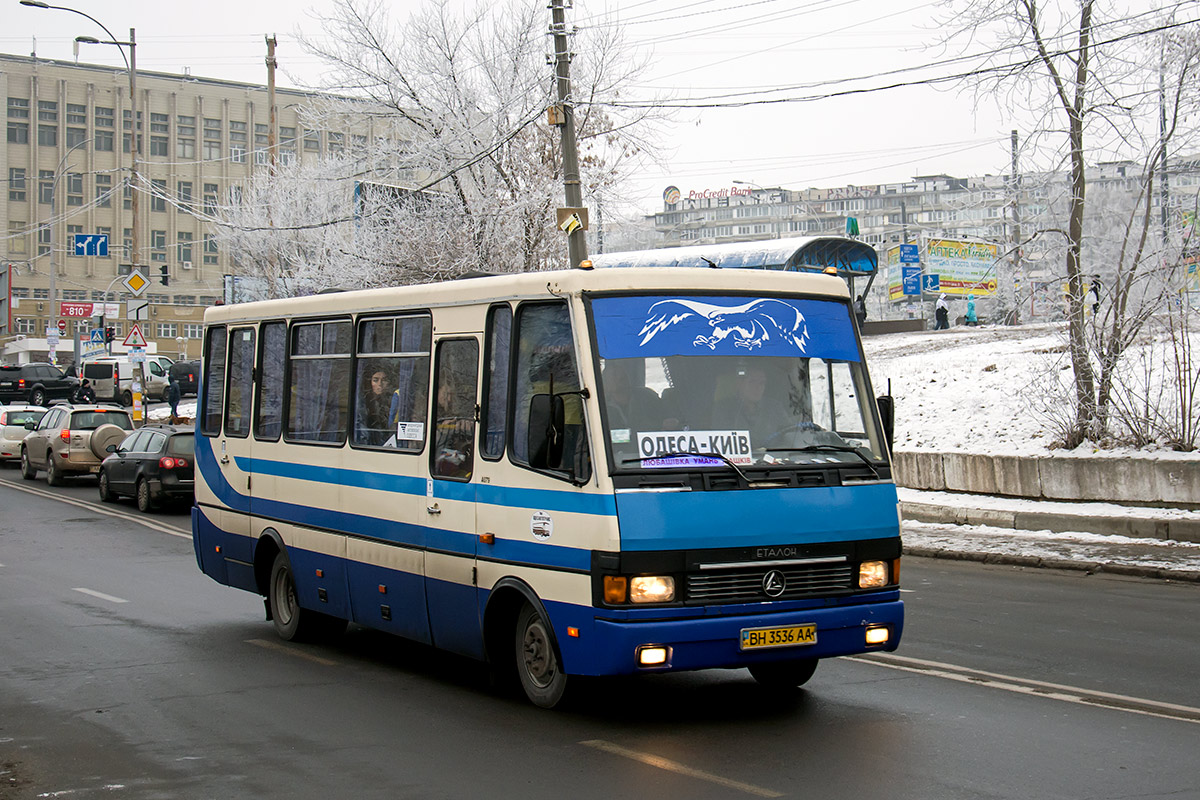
[431,338,478,480]
[511,302,590,482]
[200,326,227,436]
[224,327,256,438]
[480,304,512,460]
[255,321,286,441]
[353,314,431,451]
[286,319,352,444]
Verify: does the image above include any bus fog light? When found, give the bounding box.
[858,560,888,588]
[637,645,669,666]
[865,626,890,645]
[629,576,675,603]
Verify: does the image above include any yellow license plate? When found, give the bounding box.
[740,624,817,651]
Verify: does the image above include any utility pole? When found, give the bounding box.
[266,34,278,174]
[1009,129,1022,324]
[129,28,140,284]
[549,0,588,268]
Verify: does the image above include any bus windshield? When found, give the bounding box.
[590,293,885,471]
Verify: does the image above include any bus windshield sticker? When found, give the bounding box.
[592,295,859,362]
[397,421,425,440]
[610,428,631,443]
[637,429,752,466]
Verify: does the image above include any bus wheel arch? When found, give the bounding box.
[483,580,565,693]
[254,530,286,598]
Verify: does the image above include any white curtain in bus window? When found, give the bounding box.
[287,319,351,443]
[223,327,256,438]
[352,314,431,450]
[512,302,589,480]
[255,321,286,440]
[201,326,227,436]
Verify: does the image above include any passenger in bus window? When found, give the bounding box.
[433,374,473,479]
[355,367,392,446]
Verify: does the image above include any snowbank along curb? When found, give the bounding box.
[900,500,1200,544]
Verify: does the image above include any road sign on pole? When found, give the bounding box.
[902,266,922,296]
[73,233,109,257]
[126,298,149,321]
[922,274,941,293]
[900,243,920,263]
[123,323,148,348]
[122,271,149,297]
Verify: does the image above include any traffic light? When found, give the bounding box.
[159,264,169,287]
[105,326,115,344]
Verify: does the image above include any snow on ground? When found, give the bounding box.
[863,320,1199,460]
[903,519,1200,574]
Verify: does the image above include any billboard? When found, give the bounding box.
[925,238,999,296]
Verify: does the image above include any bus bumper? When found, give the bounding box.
[570,598,903,676]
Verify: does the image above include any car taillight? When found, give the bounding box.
[160,456,188,469]
[18,379,25,389]
[0,412,6,425]
[60,429,71,442]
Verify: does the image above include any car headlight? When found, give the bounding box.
[629,575,675,603]
[858,560,889,589]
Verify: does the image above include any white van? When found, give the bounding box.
[81,357,169,405]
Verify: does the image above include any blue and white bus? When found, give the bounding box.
[193,260,903,707]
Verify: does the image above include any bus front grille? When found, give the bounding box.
[686,563,855,603]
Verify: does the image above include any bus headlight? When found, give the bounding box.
[858,560,888,588]
[629,576,675,603]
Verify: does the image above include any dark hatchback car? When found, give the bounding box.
[98,424,195,512]
[0,363,79,406]
[168,360,200,397]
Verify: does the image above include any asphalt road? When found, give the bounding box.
[1,468,1198,800]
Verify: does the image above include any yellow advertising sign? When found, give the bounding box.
[925,238,999,297]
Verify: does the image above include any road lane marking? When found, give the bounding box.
[246,638,339,667]
[0,477,190,539]
[851,652,1200,725]
[73,587,129,604]
[580,739,783,798]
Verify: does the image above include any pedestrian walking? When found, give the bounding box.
[167,374,182,422]
[854,294,867,327]
[73,378,95,404]
[934,294,950,330]
[966,294,978,327]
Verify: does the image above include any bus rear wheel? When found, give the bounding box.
[515,602,568,709]
[268,552,345,642]
[748,658,818,689]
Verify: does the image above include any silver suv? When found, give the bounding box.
[20,404,134,485]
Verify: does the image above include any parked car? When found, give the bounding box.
[168,359,200,397]
[81,357,169,405]
[0,404,47,464]
[98,423,194,511]
[20,404,134,485]
[0,363,79,406]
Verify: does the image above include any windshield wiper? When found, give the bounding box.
[764,444,881,479]
[622,451,751,485]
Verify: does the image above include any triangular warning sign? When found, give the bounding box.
[123,323,148,348]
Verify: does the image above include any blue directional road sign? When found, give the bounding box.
[73,233,109,257]
[922,273,941,293]
[902,266,922,296]
[899,243,920,264]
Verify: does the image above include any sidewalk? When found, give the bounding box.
[899,488,1200,583]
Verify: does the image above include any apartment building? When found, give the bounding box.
[2,52,370,361]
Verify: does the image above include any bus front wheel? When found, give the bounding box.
[515,602,568,709]
[748,657,818,689]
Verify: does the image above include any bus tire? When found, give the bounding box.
[515,602,568,709]
[748,658,818,689]
[268,552,345,642]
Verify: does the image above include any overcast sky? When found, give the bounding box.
[5,0,1181,214]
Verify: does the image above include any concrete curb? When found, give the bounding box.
[904,546,1200,583]
[901,501,1200,544]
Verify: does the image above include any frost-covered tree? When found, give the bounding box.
[941,0,1200,446]
[213,0,663,294]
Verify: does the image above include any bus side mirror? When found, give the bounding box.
[527,393,565,470]
[875,394,895,456]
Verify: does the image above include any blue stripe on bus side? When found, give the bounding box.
[195,437,593,571]
[233,455,617,517]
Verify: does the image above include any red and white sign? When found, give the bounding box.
[60,301,121,318]
[57,319,67,332]
[123,323,148,348]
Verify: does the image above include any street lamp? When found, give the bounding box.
[20,1,140,289]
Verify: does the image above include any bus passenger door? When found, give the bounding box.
[424,335,483,658]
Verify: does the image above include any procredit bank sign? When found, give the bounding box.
[669,186,755,202]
